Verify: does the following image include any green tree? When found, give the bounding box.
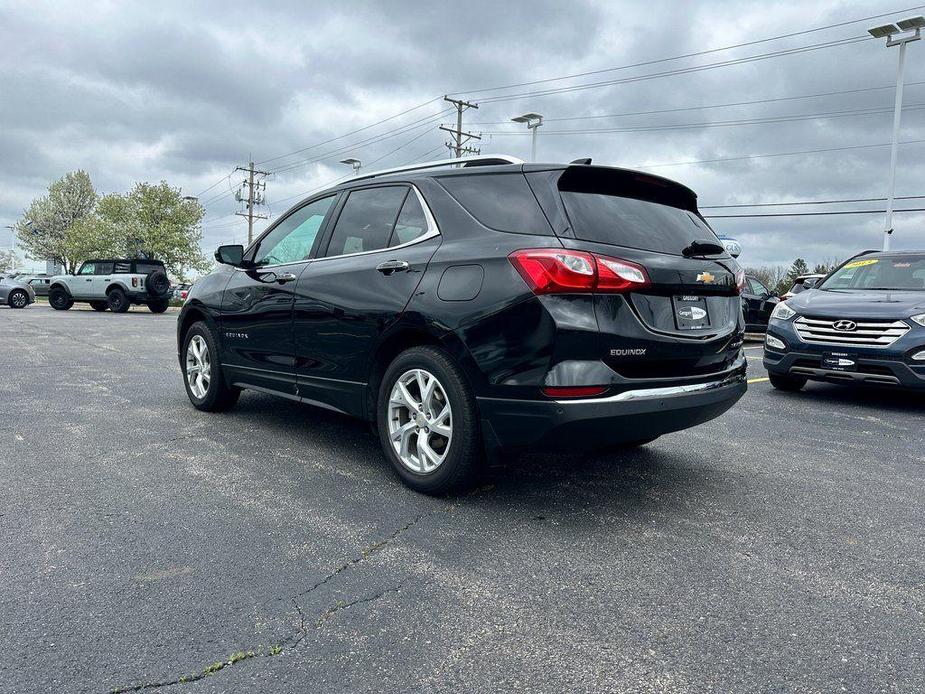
[774,258,811,295]
[96,181,209,277]
[0,249,20,274]
[15,170,97,273]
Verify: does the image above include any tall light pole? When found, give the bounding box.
[340,158,362,175]
[868,16,923,250]
[511,113,544,162]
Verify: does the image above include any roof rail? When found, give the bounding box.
[350,154,524,183]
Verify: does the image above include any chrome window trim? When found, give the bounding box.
[238,184,440,271]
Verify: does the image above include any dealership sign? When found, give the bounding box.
[717,236,741,258]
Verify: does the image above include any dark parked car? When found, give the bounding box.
[741,275,780,331]
[177,156,748,493]
[26,276,51,298]
[764,250,925,391]
[781,273,825,301]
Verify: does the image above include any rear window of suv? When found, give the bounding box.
[561,193,720,256]
[437,173,553,235]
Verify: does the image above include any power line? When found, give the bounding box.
[195,169,235,198]
[634,138,925,169]
[482,102,925,136]
[705,208,925,218]
[448,5,925,96]
[468,81,925,125]
[470,35,872,104]
[701,195,925,209]
[256,96,444,166]
[268,110,453,177]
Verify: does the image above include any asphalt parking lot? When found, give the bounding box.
[2,304,924,693]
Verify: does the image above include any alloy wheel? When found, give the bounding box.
[186,335,211,399]
[387,368,453,474]
[10,291,27,308]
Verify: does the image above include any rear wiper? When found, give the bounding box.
[682,240,726,257]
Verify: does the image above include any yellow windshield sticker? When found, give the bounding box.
[843,258,879,269]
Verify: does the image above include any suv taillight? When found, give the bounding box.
[132,277,138,287]
[734,268,746,295]
[508,249,650,295]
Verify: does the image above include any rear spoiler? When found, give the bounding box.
[556,165,699,213]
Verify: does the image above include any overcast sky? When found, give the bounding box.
[2,0,924,272]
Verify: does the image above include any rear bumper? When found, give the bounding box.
[478,369,747,450]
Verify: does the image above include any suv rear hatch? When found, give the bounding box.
[526,165,744,381]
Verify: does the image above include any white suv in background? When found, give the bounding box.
[48,258,172,313]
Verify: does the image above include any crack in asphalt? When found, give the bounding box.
[106,509,436,693]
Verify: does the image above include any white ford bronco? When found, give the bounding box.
[48,258,172,313]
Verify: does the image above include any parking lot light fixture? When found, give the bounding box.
[340,158,362,175]
[511,113,544,162]
[868,16,923,251]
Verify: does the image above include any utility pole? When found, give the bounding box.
[440,96,481,158]
[234,161,270,245]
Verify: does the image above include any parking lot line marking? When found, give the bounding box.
[743,346,764,350]
[747,377,770,384]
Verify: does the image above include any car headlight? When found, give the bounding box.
[770,302,797,321]
[911,313,925,327]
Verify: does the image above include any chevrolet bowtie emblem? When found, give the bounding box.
[696,272,716,283]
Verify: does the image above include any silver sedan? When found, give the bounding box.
[0,275,36,309]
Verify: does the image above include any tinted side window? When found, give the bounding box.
[95,262,114,275]
[255,196,335,266]
[325,186,407,257]
[114,261,131,273]
[438,173,552,235]
[389,192,429,247]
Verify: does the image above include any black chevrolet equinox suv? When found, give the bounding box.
[178,155,747,493]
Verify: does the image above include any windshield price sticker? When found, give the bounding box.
[844,258,879,269]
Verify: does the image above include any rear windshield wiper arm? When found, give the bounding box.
[682,240,726,257]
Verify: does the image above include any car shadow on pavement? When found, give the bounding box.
[230,392,715,521]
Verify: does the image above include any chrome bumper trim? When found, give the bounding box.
[555,373,746,405]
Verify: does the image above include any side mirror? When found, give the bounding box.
[803,278,818,289]
[215,244,244,266]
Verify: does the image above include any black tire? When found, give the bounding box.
[89,301,108,312]
[107,287,130,313]
[148,299,170,313]
[49,287,73,311]
[8,289,29,309]
[146,270,170,298]
[182,321,240,412]
[769,372,807,392]
[377,346,482,495]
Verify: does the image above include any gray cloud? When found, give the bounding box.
[1,0,923,268]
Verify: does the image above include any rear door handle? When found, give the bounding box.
[276,272,298,284]
[376,260,409,275]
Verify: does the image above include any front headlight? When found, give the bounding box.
[910,313,925,327]
[771,302,797,321]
